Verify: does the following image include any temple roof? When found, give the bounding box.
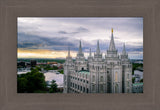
[78,70,90,75]
[133,83,143,86]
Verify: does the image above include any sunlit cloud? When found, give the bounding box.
[17,48,91,59]
[17,48,77,59]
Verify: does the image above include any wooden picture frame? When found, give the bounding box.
[0,0,160,110]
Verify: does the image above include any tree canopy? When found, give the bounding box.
[17,68,47,93]
[49,80,58,93]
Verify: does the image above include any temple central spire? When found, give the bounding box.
[78,40,82,54]
[68,46,70,57]
[108,28,116,51]
[96,40,100,54]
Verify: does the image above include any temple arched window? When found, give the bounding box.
[115,72,118,82]
[87,88,89,93]
[127,89,129,93]
[100,76,104,82]
[128,74,129,79]
[100,85,104,92]
[83,87,85,92]
[92,85,95,91]
[115,84,118,93]
[92,75,95,82]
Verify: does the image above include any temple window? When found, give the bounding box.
[100,76,104,82]
[92,85,95,91]
[115,72,118,82]
[92,75,95,82]
[100,85,104,92]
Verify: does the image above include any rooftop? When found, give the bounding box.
[133,83,143,86]
[78,70,90,75]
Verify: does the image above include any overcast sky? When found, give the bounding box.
[17,17,143,59]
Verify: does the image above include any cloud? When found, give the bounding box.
[77,27,89,32]
[18,17,143,59]
[58,31,68,34]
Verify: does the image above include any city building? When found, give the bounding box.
[63,29,132,93]
[30,60,37,67]
[17,61,26,67]
[47,62,57,65]
[132,83,143,93]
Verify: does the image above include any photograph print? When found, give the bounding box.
[17,17,143,93]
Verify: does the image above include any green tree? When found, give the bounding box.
[17,77,28,93]
[17,68,47,93]
[53,66,58,70]
[132,77,135,83]
[44,65,53,70]
[35,66,41,71]
[49,80,58,93]
[132,63,143,75]
[140,79,143,82]
[58,70,64,74]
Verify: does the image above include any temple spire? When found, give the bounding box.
[77,40,84,57]
[78,40,82,54]
[96,40,100,54]
[89,48,92,57]
[68,46,70,57]
[109,28,116,51]
[122,43,127,55]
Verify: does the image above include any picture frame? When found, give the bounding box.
[0,0,160,110]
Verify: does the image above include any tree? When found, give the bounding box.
[132,77,135,83]
[35,66,41,71]
[17,77,28,93]
[44,65,53,71]
[27,69,47,92]
[49,80,58,93]
[53,66,58,70]
[58,70,64,74]
[17,68,47,93]
[132,63,143,75]
[140,79,143,83]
